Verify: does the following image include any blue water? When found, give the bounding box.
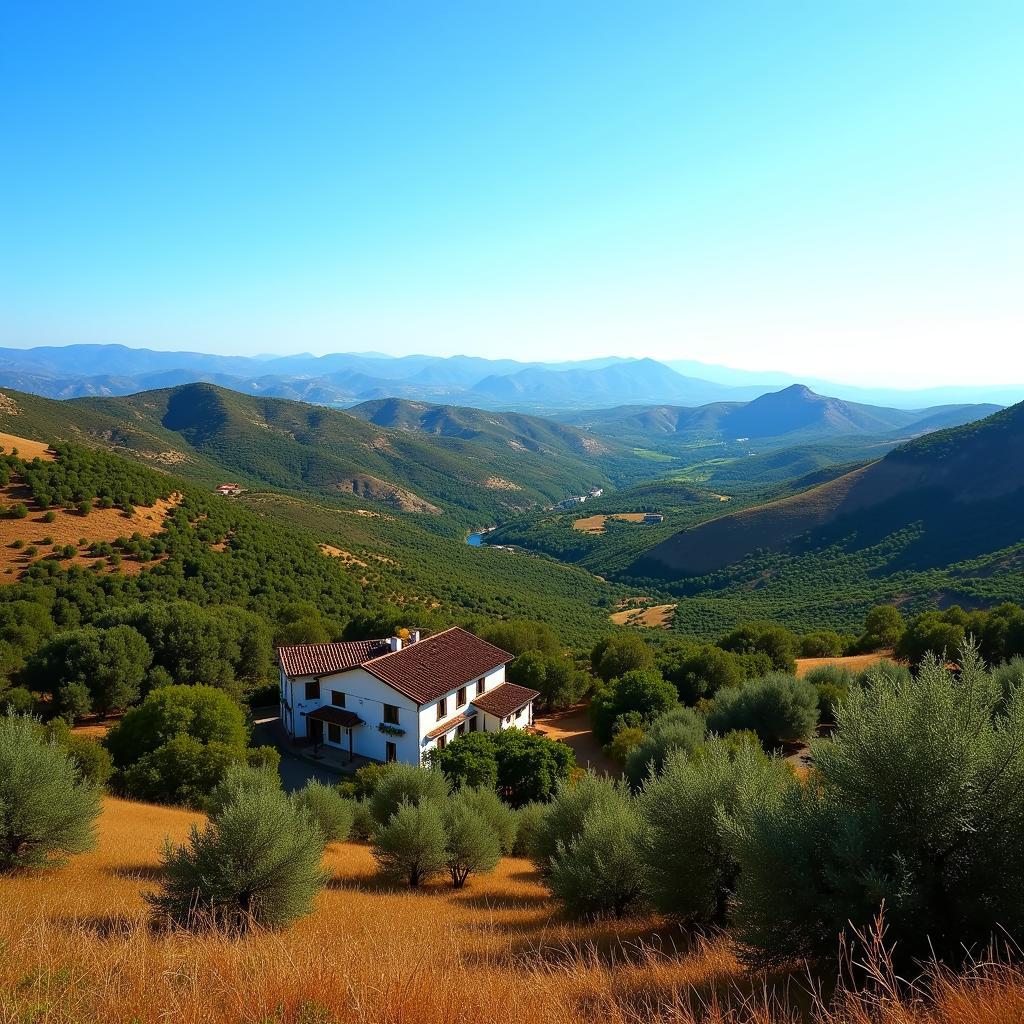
[466,532,484,546]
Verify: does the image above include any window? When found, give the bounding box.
[516,706,524,718]
[383,703,399,725]
[436,697,447,720]
[456,686,467,708]
[305,679,320,701]
[456,722,465,737]
[468,715,478,732]
[331,690,346,707]
[385,741,397,763]
[327,723,341,744]
[476,678,485,696]
[437,734,447,750]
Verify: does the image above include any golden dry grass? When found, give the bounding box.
[0,431,54,460]
[573,512,655,534]
[795,653,890,678]
[609,603,677,629]
[1,798,1022,1023]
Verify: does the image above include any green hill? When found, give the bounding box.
[0,384,628,533]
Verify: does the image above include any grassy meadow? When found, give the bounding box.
[2,798,1023,1024]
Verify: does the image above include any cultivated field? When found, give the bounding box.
[2,798,1022,1024]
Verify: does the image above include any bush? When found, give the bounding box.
[433,729,575,806]
[803,663,855,726]
[895,610,966,666]
[368,763,450,825]
[798,630,846,658]
[639,739,793,924]
[335,762,395,802]
[293,781,355,842]
[623,706,706,788]
[206,760,282,815]
[547,788,646,918]
[724,643,1024,968]
[590,669,679,745]
[658,642,759,704]
[513,801,548,857]
[105,684,249,770]
[0,713,101,871]
[121,735,242,807]
[149,786,327,930]
[443,796,501,887]
[720,622,798,673]
[0,686,34,715]
[479,619,560,658]
[42,720,114,788]
[455,786,518,854]
[531,772,631,870]
[349,799,375,841]
[856,605,906,652]
[507,650,586,710]
[372,800,448,887]
[707,672,818,749]
[604,725,645,766]
[591,633,655,683]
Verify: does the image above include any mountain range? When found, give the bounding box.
[5,344,1021,411]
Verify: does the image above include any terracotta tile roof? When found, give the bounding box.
[471,682,539,719]
[305,706,364,728]
[276,638,390,678]
[425,711,470,741]
[363,627,512,705]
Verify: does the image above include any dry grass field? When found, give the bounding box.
[573,512,657,534]
[794,653,890,678]
[2,799,1024,1023]
[609,603,677,629]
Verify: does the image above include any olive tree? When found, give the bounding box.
[0,714,101,872]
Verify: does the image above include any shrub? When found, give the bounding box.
[724,643,1024,968]
[455,786,518,854]
[798,630,846,658]
[707,672,818,749]
[639,739,793,924]
[590,669,679,745]
[856,604,906,652]
[719,622,798,673]
[442,796,501,887]
[368,763,450,825]
[42,510,56,523]
[658,642,753,704]
[804,664,855,727]
[604,725,645,766]
[293,781,355,842]
[513,801,548,857]
[348,799,375,841]
[206,760,282,815]
[0,686,34,715]
[507,650,586,710]
[372,800,448,887]
[335,762,395,802]
[623,706,707,789]
[479,619,560,658]
[547,788,646,918]
[105,684,249,770]
[531,772,631,870]
[591,633,655,682]
[121,735,242,807]
[433,729,575,806]
[149,786,327,930]
[0,713,101,871]
[42,720,114,788]
[895,610,966,666]
[7,502,28,519]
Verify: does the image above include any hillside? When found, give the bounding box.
[634,401,1024,580]
[347,397,611,457]
[564,385,1000,443]
[0,384,625,531]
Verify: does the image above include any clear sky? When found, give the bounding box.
[2,1,1022,386]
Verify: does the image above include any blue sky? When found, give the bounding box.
[1,1,1022,386]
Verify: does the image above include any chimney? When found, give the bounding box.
[389,635,403,653]
[408,629,421,644]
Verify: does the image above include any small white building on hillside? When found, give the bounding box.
[276,627,539,765]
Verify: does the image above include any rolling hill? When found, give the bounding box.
[564,385,1001,443]
[633,401,1024,580]
[0,384,624,531]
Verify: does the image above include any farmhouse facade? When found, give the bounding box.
[276,627,538,765]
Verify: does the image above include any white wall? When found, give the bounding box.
[418,664,508,758]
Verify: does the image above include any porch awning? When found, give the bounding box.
[305,706,364,728]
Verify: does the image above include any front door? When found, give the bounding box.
[309,719,324,746]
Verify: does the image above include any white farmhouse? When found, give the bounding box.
[276,627,539,765]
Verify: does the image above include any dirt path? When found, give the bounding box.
[534,703,617,776]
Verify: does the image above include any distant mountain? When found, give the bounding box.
[632,401,1024,579]
[564,385,1001,442]
[465,358,764,409]
[348,398,610,457]
[0,383,620,529]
